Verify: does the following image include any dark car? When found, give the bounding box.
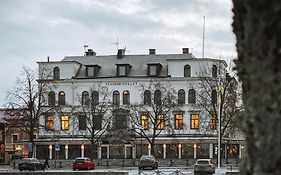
[18,158,45,171]
[138,155,158,170]
[194,159,216,175]
[72,157,95,170]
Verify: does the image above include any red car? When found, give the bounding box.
[72,157,95,170]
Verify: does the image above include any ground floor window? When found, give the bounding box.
[68,145,80,159]
[136,144,148,158]
[36,145,48,159]
[166,144,178,159]
[182,144,194,159]
[196,143,209,158]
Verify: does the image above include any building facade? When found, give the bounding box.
[36,48,244,161]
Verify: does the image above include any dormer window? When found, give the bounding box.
[86,65,100,77]
[147,63,162,76]
[116,64,131,77]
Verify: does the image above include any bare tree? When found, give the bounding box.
[5,66,50,157]
[70,84,112,159]
[129,80,182,155]
[233,0,281,174]
[195,65,243,137]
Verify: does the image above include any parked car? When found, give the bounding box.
[138,155,158,170]
[18,158,45,171]
[72,157,95,170]
[194,159,216,175]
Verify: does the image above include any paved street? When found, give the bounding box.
[0,165,239,175]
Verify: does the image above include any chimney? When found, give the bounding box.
[117,49,125,59]
[149,49,156,55]
[47,56,49,62]
[85,49,96,56]
[182,48,189,54]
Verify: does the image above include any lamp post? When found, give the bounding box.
[217,74,222,171]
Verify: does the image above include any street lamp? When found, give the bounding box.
[217,73,222,171]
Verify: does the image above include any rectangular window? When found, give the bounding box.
[190,114,199,129]
[79,115,87,130]
[116,64,131,77]
[45,115,54,130]
[150,65,157,76]
[210,116,216,129]
[86,65,100,77]
[115,115,126,129]
[61,115,69,130]
[147,64,162,76]
[93,115,102,130]
[175,114,183,129]
[140,114,149,129]
[156,114,165,129]
[12,134,18,143]
[87,66,94,76]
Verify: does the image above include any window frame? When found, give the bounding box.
[86,65,100,77]
[184,64,191,77]
[178,89,186,104]
[156,114,165,129]
[61,114,69,131]
[140,114,149,129]
[78,115,87,130]
[123,90,130,105]
[190,114,199,129]
[144,90,151,105]
[53,67,60,80]
[45,114,54,131]
[154,90,161,106]
[212,65,218,78]
[116,64,131,77]
[91,91,99,106]
[113,90,120,105]
[175,114,183,130]
[58,91,65,105]
[82,91,90,106]
[210,115,217,129]
[147,63,162,76]
[48,91,55,106]
[188,89,196,104]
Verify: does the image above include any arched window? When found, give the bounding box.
[48,91,55,106]
[212,65,217,78]
[211,89,217,104]
[123,90,130,105]
[184,64,191,77]
[178,89,185,104]
[154,90,161,105]
[53,67,60,80]
[92,91,99,106]
[58,91,65,105]
[144,90,151,105]
[82,91,89,106]
[188,89,196,103]
[113,90,120,105]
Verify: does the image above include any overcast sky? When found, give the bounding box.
[0,0,236,107]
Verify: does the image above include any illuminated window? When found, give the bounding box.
[156,114,165,129]
[190,114,199,129]
[46,115,54,130]
[175,114,183,129]
[123,90,130,105]
[210,116,216,129]
[61,115,69,130]
[58,91,65,105]
[184,64,191,77]
[178,89,185,104]
[140,114,149,129]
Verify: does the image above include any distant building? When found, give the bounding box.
[36,48,244,160]
[0,109,33,164]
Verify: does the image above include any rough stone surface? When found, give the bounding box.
[232,0,281,175]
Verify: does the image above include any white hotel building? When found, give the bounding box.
[36,48,244,161]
